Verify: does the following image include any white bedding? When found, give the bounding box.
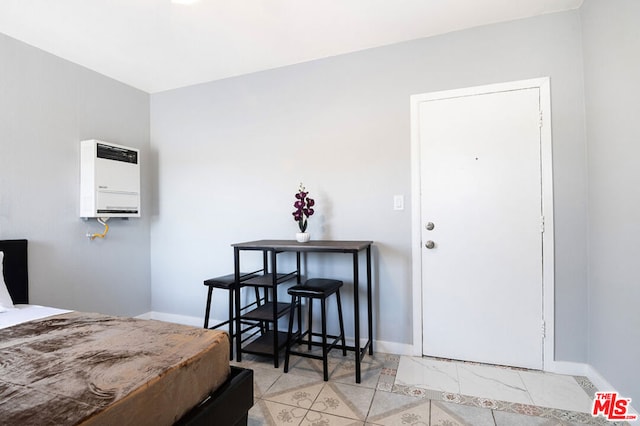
[0,304,71,329]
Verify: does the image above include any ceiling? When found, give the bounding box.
[0,0,583,94]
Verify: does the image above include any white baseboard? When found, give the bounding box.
[136,311,204,328]
[373,340,415,356]
[585,364,617,392]
[545,359,590,376]
[134,311,153,320]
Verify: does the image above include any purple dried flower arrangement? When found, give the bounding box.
[292,183,315,232]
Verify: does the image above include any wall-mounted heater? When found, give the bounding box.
[80,140,140,218]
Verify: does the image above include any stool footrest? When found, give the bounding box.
[207,318,232,330]
[287,334,344,360]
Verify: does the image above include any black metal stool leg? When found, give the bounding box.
[336,290,347,356]
[203,286,214,329]
[321,297,328,381]
[228,287,234,360]
[308,298,313,350]
[284,294,297,373]
[297,294,302,338]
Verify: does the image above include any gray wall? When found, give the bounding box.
[581,0,640,404]
[0,32,151,316]
[16,5,640,393]
[150,11,589,358]
[4,2,638,401]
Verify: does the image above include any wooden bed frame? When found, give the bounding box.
[0,239,253,426]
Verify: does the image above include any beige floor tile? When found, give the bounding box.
[310,382,375,421]
[365,391,431,425]
[493,410,580,425]
[285,349,345,381]
[263,374,326,409]
[302,410,365,426]
[253,365,285,397]
[250,398,308,426]
[431,400,495,426]
[331,356,384,389]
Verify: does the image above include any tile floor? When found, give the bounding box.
[231,349,633,426]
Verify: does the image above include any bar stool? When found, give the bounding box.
[203,271,263,359]
[284,278,347,381]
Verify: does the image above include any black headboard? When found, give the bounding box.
[0,239,29,304]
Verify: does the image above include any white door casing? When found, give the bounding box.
[410,78,554,369]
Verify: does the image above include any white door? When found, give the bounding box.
[418,86,544,369]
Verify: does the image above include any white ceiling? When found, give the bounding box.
[0,0,583,93]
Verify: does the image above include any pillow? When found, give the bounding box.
[0,251,15,310]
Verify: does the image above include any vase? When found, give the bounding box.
[296,232,310,243]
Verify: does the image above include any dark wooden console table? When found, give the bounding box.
[232,239,374,383]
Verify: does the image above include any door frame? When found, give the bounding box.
[409,77,555,369]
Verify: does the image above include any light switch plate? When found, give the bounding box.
[393,195,404,210]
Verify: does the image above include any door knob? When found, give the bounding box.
[425,222,435,231]
[425,240,435,249]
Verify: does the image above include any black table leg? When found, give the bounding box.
[271,249,280,368]
[353,251,361,383]
[234,247,242,362]
[366,245,373,355]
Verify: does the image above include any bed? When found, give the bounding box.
[0,239,253,425]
